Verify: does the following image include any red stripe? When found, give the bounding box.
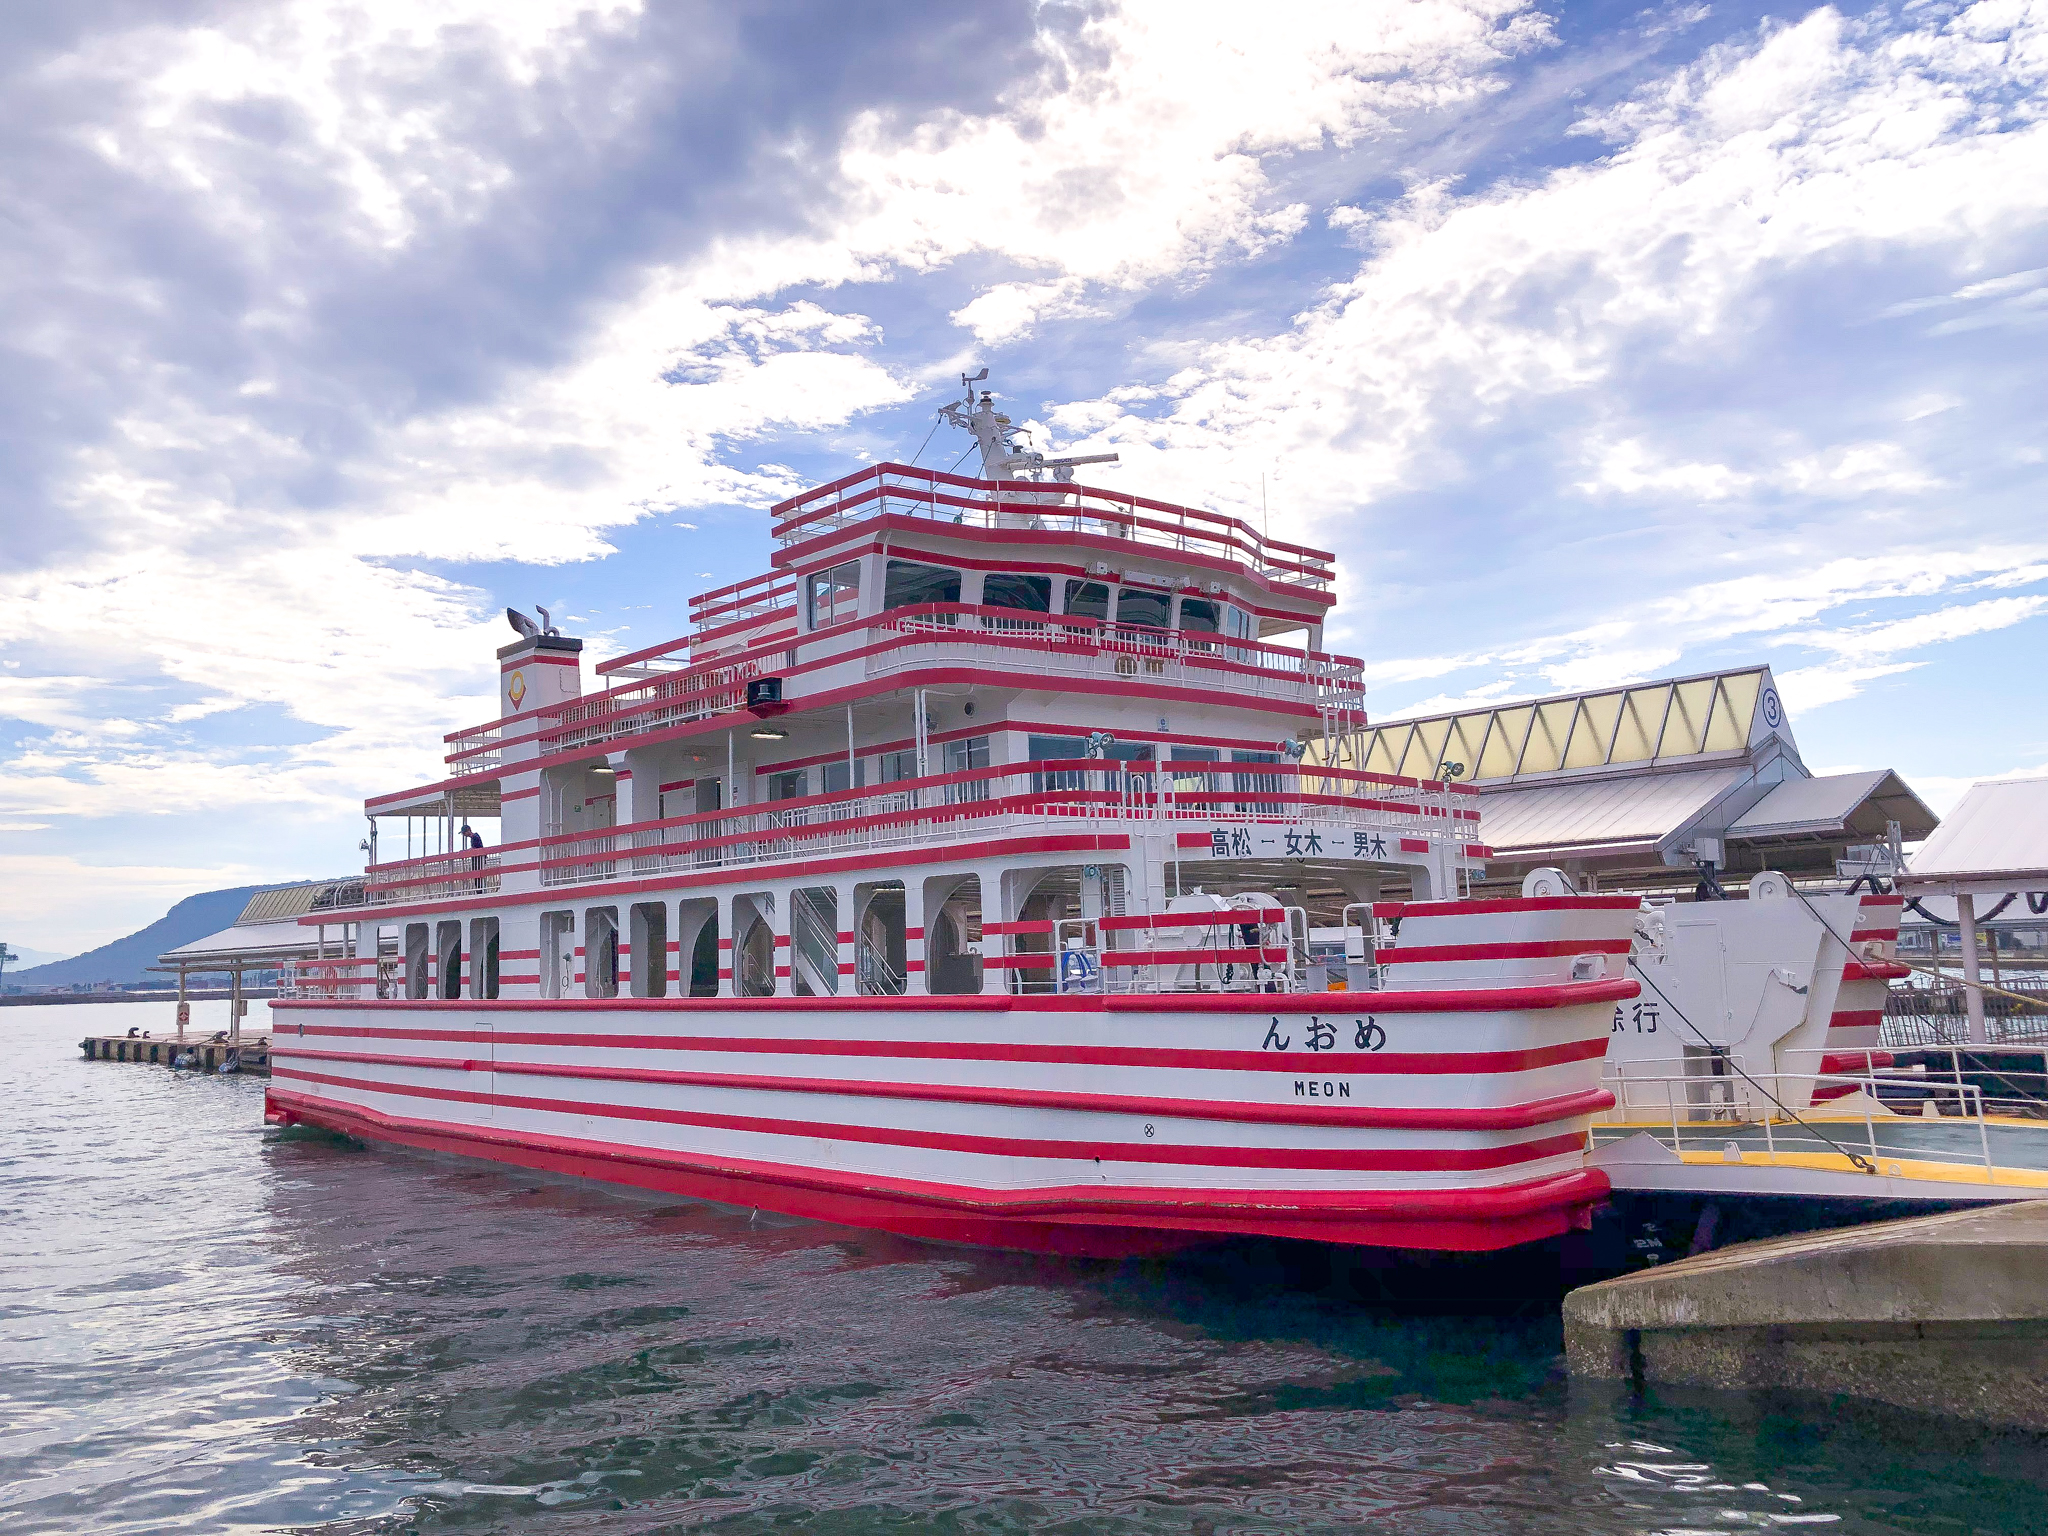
[1844,960,1911,981]
[263,1089,1610,1254]
[502,652,580,668]
[270,1045,1616,1130]
[1399,838,1429,853]
[274,974,1637,1016]
[1099,947,1290,966]
[1379,939,1633,965]
[279,1022,1611,1075]
[1827,1009,1884,1031]
[1371,895,1641,917]
[271,1066,1584,1172]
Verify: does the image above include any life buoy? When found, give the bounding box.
[309,963,341,999]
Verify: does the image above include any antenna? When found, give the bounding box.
[938,367,1120,483]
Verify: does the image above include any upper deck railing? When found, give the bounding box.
[770,462,1336,594]
[360,758,1480,907]
[438,606,1368,770]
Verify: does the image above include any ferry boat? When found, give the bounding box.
[265,378,1642,1258]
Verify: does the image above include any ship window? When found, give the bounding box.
[1231,749,1283,810]
[436,921,462,1000]
[630,902,667,998]
[541,910,573,998]
[404,923,429,1000]
[766,769,808,802]
[1027,735,1087,761]
[942,736,991,772]
[469,917,499,1000]
[878,749,918,784]
[1169,746,1219,793]
[1028,735,1087,792]
[884,559,961,613]
[1178,598,1220,633]
[820,758,866,795]
[983,573,1050,613]
[1116,587,1170,629]
[687,906,720,997]
[943,735,991,803]
[1062,580,1110,622]
[807,560,861,630]
[584,906,619,999]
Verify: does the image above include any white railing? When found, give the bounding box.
[1600,1066,2005,1183]
[509,761,1469,896]
[356,762,1475,907]
[358,853,503,905]
[771,462,1336,593]
[428,606,1366,781]
[866,606,1363,706]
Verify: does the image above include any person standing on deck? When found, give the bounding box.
[461,821,485,890]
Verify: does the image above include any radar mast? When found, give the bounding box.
[937,370,1120,482]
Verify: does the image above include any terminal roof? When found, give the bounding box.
[1902,777,2048,896]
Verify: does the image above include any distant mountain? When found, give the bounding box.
[5,884,307,988]
[4,945,72,969]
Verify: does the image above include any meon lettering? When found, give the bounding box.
[1293,1080,1351,1098]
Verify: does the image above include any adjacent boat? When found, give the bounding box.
[265,379,1641,1257]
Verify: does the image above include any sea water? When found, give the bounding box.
[4,1000,2046,1534]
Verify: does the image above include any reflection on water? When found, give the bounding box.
[5,1002,2048,1534]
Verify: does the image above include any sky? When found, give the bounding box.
[2,0,2043,955]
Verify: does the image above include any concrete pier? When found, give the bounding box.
[1563,1200,2048,1428]
[80,1033,270,1075]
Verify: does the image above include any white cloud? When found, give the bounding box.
[0,851,269,952]
[835,2,1553,341]
[5,1,2047,947]
[1047,5,2048,520]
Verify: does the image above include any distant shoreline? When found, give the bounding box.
[1,989,278,1007]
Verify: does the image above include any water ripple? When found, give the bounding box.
[5,1002,2047,1533]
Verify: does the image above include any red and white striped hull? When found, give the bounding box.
[265,974,1633,1258]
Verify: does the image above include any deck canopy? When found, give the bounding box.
[1732,769,1934,849]
[1347,666,1938,894]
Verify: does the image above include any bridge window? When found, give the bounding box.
[983,573,1050,613]
[884,560,961,612]
[1178,597,1220,633]
[1116,587,1170,629]
[1062,580,1110,621]
[807,560,861,630]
